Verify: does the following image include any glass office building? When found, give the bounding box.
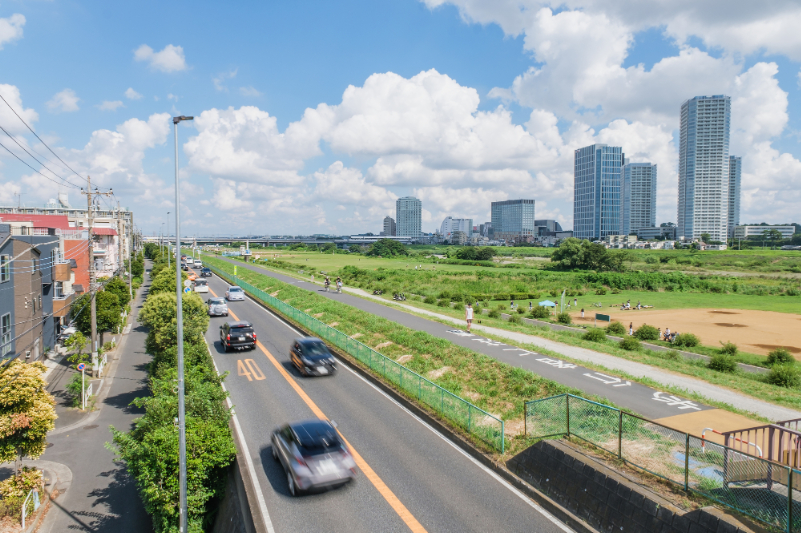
[396,197,422,238]
[490,199,535,242]
[728,155,741,237]
[677,95,731,242]
[573,144,625,240]
[622,162,657,236]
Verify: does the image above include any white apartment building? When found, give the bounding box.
[728,156,742,237]
[440,217,473,240]
[677,95,731,242]
[396,197,422,239]
[733,225,795,239]
[622,162,656,236]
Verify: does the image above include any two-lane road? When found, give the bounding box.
[192,268,573,533]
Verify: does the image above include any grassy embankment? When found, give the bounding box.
[216,255,801,414]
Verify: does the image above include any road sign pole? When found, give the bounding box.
[81,367,85,410]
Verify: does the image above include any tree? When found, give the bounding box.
[366,239,409,257]
[139,292,209,353]
[149,268,188,296]
[0,360,57,463]
[348,245,360,254]
[105,277,131,308]
[65,331,90,365]
[550,238,626,272]
[131,255,145,278]
[320,243,336,253]
[73,290,123,343]
[700,233,712,243]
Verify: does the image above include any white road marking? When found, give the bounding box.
[241,288,575,533]
[207,341,276,533]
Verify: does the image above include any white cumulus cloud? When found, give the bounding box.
[0,13,24,50]
[46,89,80,113]
[134,44,187,72]
[125,88,143,100]
[98,100,124,111]
[0,84,38,134]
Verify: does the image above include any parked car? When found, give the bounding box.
[57,325,77,344]
[193,278,209,293]
[272,419,356,496]
[201,267,212,277]
[290,337,337,376]
[225,286,245,301]
[220,321,256,351]
[207,297,229,317]
[194,259,203,268]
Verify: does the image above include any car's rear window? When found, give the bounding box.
[294,423,342,455]
[209,298,225,304]
[231,325,253,333]
[303,342,331,357]
[195,279,207,285]
[229,287,242,292]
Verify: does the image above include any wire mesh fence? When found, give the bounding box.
[525,394,799,532]
[206,261,505,452]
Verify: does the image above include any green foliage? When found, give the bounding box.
[105,276,131,308]
[719,341,738,356]
[0,361,56,463]
[487,309,501,318]
[708,354,737,373]
[138,293,209,354]
[366,239,409,257]
[606,321,626,335]
[551,238,627,272]
[320,243,336,253]
[634,324,660,341]
[556,312,572,325]
[583,328,608,342]
[508,315,521,324]
[149,268,188,296]
[348,245,361,254]
[766,348,794,366]
[131,255,145,278]
[662,350,680,361]
[619,337,641,351]
[455,247,496,261]
[65,331,89,365]
[437,299,449,307]
[0,467,43,519]
[65,373,87,407]
[530,306,551,319]
[595,287,607,295]
[516,307,526,314]
[673,333,700,347]
[73,290,123,338]
[423,295,436,304]
[765,365,801,388]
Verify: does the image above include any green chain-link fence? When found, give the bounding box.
[526,394,801,532]
[205,260,505,452]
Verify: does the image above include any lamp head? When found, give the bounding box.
[173,115,194,124]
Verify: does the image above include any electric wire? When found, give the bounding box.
[0,123,81,189]
[0,139,83,190]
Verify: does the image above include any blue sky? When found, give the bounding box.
[1,0,800,236]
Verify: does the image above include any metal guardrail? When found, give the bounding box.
[205,260,505,452]
[525,393,801,532]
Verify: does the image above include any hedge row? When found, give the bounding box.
[110,244,236,533]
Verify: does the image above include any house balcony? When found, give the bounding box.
[93,245,108,255]
[53,261,72,282]
[53,292,75,317]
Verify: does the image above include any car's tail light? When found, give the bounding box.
[296,455,309,468]
[226,335,230,341]
[252,333,257,341]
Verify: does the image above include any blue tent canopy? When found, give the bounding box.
[538,300,557,307]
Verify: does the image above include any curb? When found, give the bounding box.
[227,270,598,533]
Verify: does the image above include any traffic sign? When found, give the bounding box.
[183,280,192,288]
[77,363,86,371]
[184,287,191,293]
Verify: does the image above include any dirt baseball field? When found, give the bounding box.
[571,307,801,357]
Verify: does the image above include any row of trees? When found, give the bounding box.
[551,238,628,272]
[111,244,236,532]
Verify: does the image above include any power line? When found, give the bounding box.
[0,139,82,190]
[0,123,81,189]
[0,92,98,188]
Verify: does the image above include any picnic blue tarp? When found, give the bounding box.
[538,300,556,307]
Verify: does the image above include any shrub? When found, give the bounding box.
[488,309,501,318]
[423,295,436,304]
[508,315,521,324]
[673,333,700,347]
[530,306,551,319]
[765,365,801,388]
[516,307,526,315]
[719,341,738,356]
[583,328,607,342]
[437,299,449,307]
[662,350,680,361]
[451,294,463,303]
[595,287,607,295]
[611,288,621,294]
[766,348,794,366]
[708,354,737,373]
[606,321,626,335]
[634,324,660,341]
[557,312,572,325]
[619,337,641,351]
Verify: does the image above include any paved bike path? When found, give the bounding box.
[208,257,750,423]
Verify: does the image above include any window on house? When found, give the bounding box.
[0,255,8,282]
[0,314,9,356]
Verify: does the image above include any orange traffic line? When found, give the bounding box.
[208,279,426,532]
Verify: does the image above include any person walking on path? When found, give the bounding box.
[629,322,634,336]
[574,298,577,307]
[466,303,474,332]
[529,302,532,311]
[581,308,584,318]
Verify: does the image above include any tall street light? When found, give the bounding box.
[173,114,193,533]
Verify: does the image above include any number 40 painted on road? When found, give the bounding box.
[238,359,266,381]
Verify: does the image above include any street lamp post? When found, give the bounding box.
[173,114,193,533]
[167,212,171,268]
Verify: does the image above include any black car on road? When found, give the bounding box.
[201,267,212,277]
[290,337,336,376]
[220,321,257,351]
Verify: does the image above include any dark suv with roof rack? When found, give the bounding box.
[220,321,257,351]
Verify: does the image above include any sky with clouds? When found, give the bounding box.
[1,0,800,236]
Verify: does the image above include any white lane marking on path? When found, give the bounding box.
[652,391,702,411]
[244,294,574,532]
[583,372,631,387]
[207,341,276,533]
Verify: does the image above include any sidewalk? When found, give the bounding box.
[37,267,153,532]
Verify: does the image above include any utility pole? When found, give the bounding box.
[82,176,113,377]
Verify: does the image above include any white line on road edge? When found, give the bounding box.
[207,341,276,533]
[244,292,575,533]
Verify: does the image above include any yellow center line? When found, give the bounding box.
[207,281,426,532]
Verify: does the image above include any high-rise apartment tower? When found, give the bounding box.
[621,162,657,236]
[573,144,625,240]
[382,216,396,236]
[490,199,535,242]
[396,197,421,238]
[677,95,731,242]
[728,156,741,237]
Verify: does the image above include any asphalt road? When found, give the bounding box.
[196,269,573,533]
[210,257,714,420]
